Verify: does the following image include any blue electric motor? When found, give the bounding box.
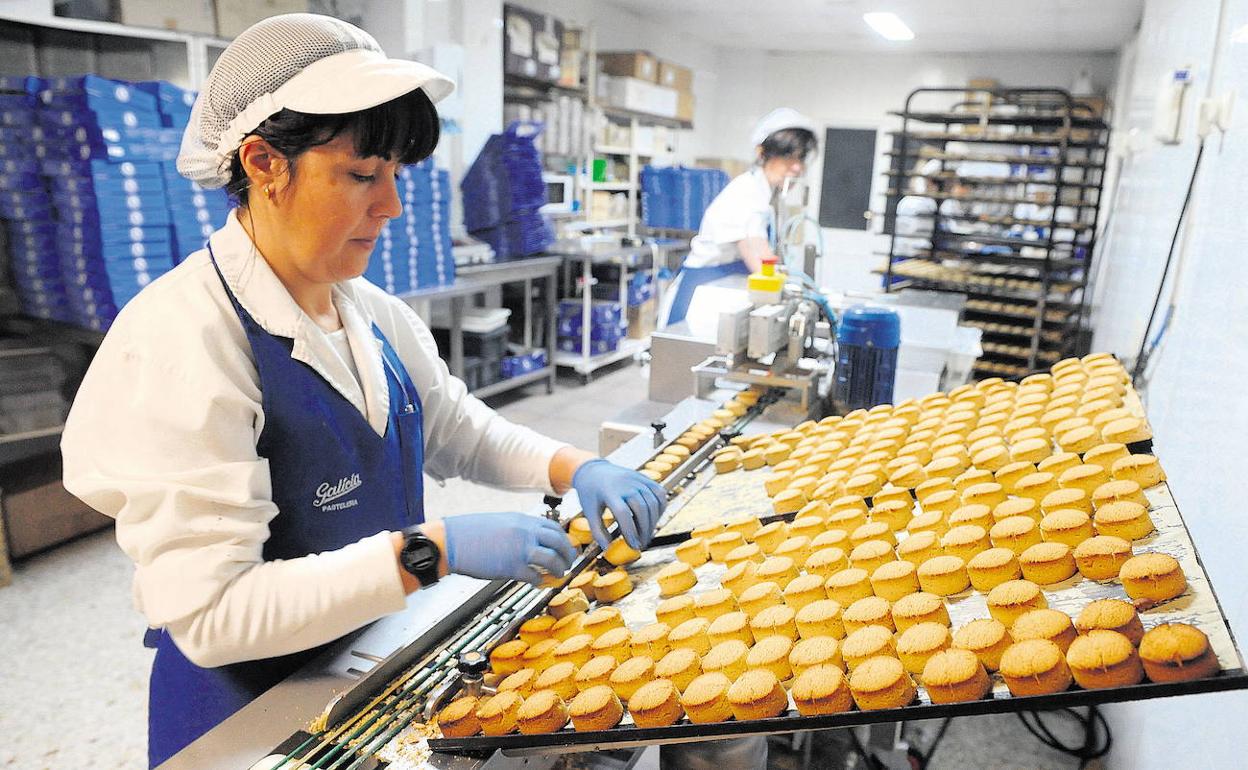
[834,305,901,411]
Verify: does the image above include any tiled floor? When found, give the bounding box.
[0,361,1082,769]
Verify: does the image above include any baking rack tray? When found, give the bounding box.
[429,461,1248,756]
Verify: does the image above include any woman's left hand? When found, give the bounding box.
[571,459,668,551]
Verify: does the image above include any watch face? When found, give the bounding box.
[403,534,439,577]
[405,543,436,570]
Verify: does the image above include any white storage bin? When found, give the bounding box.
[946,326,984,387]
[893,367,943,401]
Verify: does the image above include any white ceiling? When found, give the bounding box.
[603,0,1143,53]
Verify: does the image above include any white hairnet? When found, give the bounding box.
[178,13,455,189]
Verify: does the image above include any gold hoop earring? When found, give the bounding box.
[264,184,273,199]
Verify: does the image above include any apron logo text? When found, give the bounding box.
[314,473,363,510]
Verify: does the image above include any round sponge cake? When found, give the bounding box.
[1074,599,1144,646]
[1066,630,1144,689]
[1119,552,1186,603]
[727,669,789,720]
[1073,535,1133,581]
[1010,608,1077,654]
[517,689,570,734]
[849,656,916,710]
[437,695,481,738]
[999,639,1072,696]
[628,679,685,728]
[1139,623,1221,683]
[792,664,853,716]
[568,684,624,731]
[952,618,1012,672]
[680,672,734,724]
[922,648,992,703]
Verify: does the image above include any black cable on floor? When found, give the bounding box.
[1132,138,1206,383]
[1016,706,1112,767]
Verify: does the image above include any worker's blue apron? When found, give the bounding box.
[660,261,751,327]
[144,248,427,768]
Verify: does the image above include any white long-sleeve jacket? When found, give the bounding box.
[61,212,566,667]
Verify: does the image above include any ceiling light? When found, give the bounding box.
[863,12,914,42]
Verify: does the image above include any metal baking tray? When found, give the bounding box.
[429,460,1248,756]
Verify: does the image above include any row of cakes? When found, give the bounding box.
[636,388,763,483]
[432,389,781,737]
[439,502,1216,737]
[432,355,1209,739]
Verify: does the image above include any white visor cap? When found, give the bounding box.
[750,107,819,148]
[178,13,455,189]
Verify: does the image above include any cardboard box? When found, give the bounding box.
[215,0,308,39]
[628,298,657,339]
[598,51,658,82]
[1074,96,1106,118]
[116,0,216,34]
[695,156,751,178]
[676,91,695,123]
[599,75,677,118]
[965,77,999,108]
[658,60,693,93]
[558,48,583,89]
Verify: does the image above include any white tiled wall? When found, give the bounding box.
[1093,0,1248,765]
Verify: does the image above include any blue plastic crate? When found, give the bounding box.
[557,335,620,356]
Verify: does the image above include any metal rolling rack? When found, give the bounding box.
[881,87,1110,379]
[545,238,675,385]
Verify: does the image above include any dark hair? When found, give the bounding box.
[760,127,818,162]
[226,87,440,206]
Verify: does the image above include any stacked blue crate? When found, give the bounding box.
[365,159,455,295]
[0,76,74,323]
[136,80,230,263]
[640,166,730,231]
[364,217,408,295]
[163,169,229,262]
[135,80,196,128]
[34,75,179,331]
[556,299,626,356]
[404,160,455,290]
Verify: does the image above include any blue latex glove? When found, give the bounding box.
[572,459,668,551]
[443,512,577,585]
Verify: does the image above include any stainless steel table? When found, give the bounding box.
[401,258,561,398]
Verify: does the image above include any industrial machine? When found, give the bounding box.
[690,257,837,415]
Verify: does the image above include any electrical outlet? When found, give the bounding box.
[1198,92,1236,139]
[1153,67,1193,145]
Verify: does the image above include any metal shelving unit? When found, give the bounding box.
[883,87,1110,379]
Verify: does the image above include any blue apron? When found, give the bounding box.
[662,261,751,326]
[145,248,427,768]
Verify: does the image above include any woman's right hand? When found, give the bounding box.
[443,512,577,585]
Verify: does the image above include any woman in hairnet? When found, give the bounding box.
[658,107,819,327]
[60,14,665,767]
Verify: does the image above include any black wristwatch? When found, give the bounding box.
[399,525,441,588]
